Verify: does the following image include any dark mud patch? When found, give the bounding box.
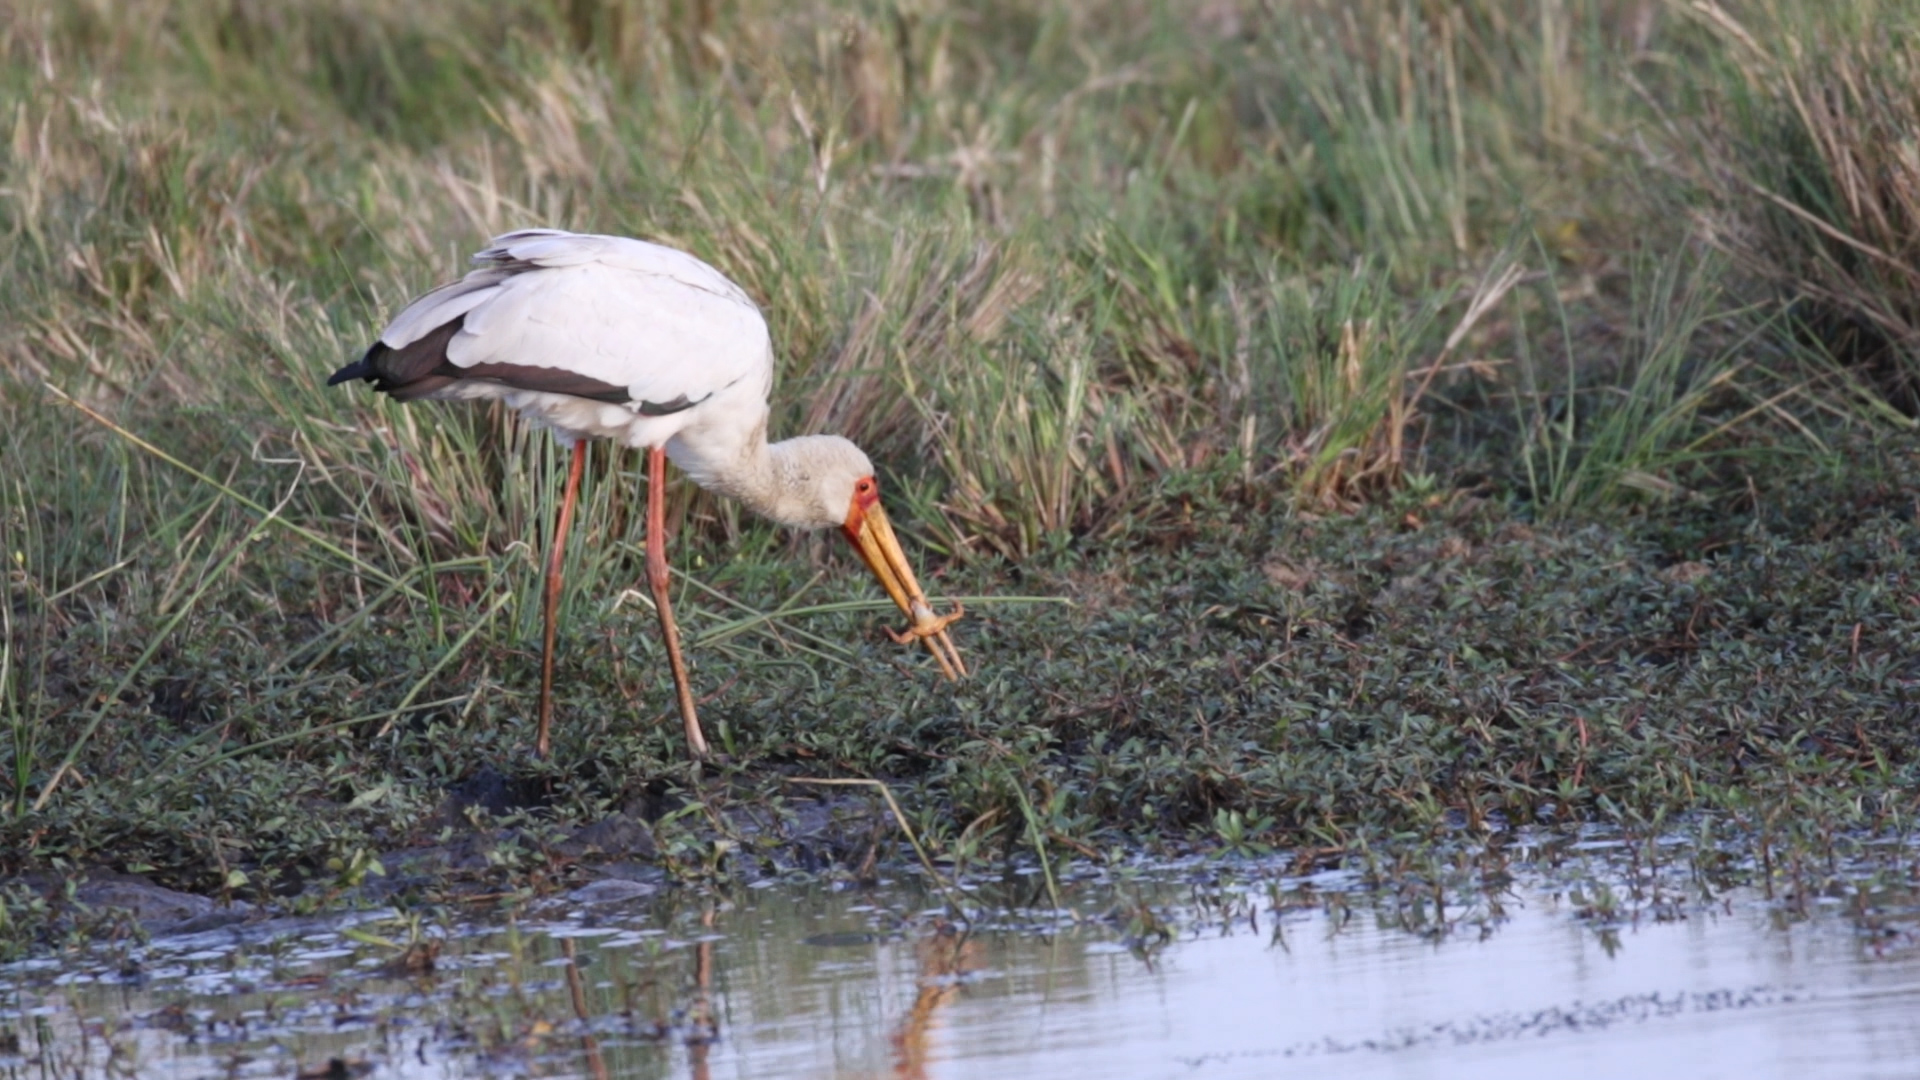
[2,784,901,951]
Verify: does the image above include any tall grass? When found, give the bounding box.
[1510,245,1763,514]
[0,0,1674,562]
[1678,0,1920,405]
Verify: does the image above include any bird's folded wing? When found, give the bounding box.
[474,231,758,308]
[369,231,771,414]
[378,270,509,350]
[444,261,770,414]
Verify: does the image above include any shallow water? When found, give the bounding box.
[6,847,1920,1079]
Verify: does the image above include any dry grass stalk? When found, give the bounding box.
[1685,1,1920,393]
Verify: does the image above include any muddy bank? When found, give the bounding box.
[4,780,912,950]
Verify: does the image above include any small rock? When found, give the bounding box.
[562,813,657,859]
[567,879,657,905]
[70,872,254,933]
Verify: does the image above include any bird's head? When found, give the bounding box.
[788,436,966,681]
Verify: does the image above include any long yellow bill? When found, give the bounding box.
[843,497,967,680]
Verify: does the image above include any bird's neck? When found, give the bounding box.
[665,414,836,529]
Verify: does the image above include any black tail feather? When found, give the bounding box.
[328,351,376,386]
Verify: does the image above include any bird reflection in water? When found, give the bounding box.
[888,923,981,1080]
[561,937,609,1080]
[551,905,972,1080]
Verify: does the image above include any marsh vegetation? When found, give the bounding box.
[3,0,1920,943]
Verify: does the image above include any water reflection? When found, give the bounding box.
[885,926,977,1080]
[5,853,1920,1079]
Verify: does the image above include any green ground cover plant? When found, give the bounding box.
[3,0,1917,932]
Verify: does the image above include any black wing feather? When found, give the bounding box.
[330,316,638,405]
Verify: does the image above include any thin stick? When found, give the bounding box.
[1006,768,1062,913]
[41,382,418,596]
[137,695,472,790]
[276,557,492,678]
[376,590,514,738]
[691,592,1070,652]
[788,777,966,913]
[34,477,300,812]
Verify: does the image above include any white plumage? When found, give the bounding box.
[376,229,773,462]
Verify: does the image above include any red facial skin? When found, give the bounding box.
[843,476,881,539]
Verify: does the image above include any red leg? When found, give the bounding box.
[647,445,708,759]
[536,438,587,759]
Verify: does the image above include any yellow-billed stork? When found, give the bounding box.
[328,229,965,759]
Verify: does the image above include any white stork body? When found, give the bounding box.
[370,231,774,497]
[331,229,965,759]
